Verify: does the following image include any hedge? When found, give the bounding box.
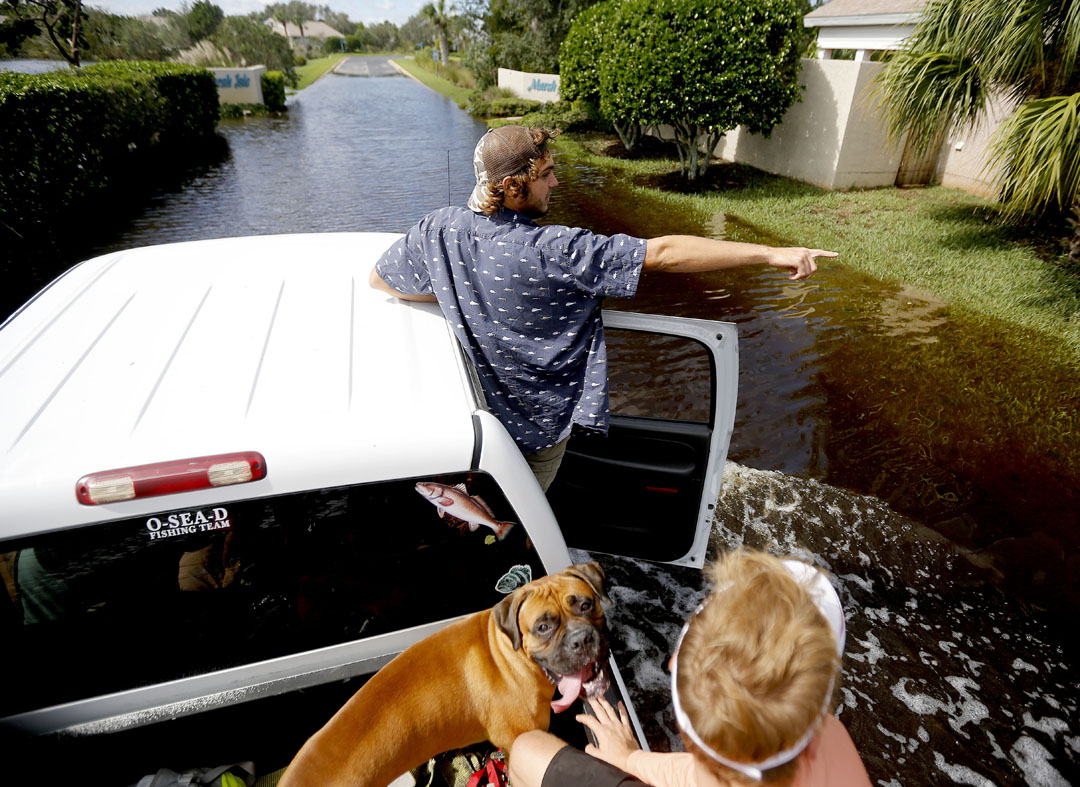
[0,61,219,238]
[262,70,286,111]
[465,91,542,118]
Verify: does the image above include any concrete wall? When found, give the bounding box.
[209,66,266,105]
[707,58,904,190]
[497,68,561,103]
[935,94,1012,199]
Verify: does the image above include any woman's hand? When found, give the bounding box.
[577,695,641,772]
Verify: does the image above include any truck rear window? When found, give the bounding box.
[0,472,542,720]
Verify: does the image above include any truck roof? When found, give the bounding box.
[0,233,479,538]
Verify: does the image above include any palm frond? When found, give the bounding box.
[990,92,1080,216]
[875,51,986,154]
[1055,0,1080,91]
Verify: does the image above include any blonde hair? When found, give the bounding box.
[676,549,840,785]
[476,127,560,215]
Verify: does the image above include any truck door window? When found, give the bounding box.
[606,329,712,422]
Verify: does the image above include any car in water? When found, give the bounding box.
[0,232,738,783]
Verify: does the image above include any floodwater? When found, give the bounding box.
[3,56,1077,784]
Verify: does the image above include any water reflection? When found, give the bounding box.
[91,68,487,249]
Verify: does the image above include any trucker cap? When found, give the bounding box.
[467,126,547,212]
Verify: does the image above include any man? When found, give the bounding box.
[371,126,835,490]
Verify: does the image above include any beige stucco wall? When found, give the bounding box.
[709,59,904,190]
[497,68,561,104]
[209,66,267,105]
[934,94,1012,200]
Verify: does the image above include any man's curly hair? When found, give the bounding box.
[477,127,560,215]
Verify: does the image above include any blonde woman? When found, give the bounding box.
[509,549,871,786]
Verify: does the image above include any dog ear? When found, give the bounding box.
[564,562,611,605]
[493,588,531,650]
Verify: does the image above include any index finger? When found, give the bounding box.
[809,249,838,258]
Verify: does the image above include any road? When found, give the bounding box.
[332,55,401,78]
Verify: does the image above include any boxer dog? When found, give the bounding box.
[279,562,611,786]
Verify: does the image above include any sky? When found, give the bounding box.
[87,0,426,26]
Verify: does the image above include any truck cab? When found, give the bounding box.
[0,233,737,782]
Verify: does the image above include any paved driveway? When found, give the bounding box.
[333,56,400,77]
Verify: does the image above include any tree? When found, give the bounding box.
[3,0,87,65]
[184,0,223,42]
[265,1,318,50]
[317,6,352,37]
[211,16,297,84]
[398,12,433,49]
[466,0,602,79]
[271,7,291,42]
[876,0,1080,232]
[421,0,451,71]
[364,20,399,51]
[558,0,647,148]
[565,0,803,181]
[0,11,40,56]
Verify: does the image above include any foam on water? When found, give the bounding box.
[706,462,1079,785]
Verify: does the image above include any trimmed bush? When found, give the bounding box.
[0,61,218,239]
[561,0,804,179]
[518,99,606,133]
[262,70,286,110]
[465,88,541,118]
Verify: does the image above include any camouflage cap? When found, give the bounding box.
[467,126,546,212]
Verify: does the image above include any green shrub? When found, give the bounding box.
[565,0,804,178]
[295,54,307,67]
[465,87,541,118]
[519,99,606,133]
[262,70,286,110]
[0,61,218,239]
[218,102,277,118]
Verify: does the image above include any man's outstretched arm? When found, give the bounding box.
[644,236,836,280]
[368,266,438,302]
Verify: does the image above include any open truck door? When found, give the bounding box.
[547,311,737,568]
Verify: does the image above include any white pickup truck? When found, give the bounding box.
[0,233,738,783]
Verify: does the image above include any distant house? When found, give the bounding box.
[265,19,345,48]
[804,0,927,61]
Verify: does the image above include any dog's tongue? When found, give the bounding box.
[551,667,590,713]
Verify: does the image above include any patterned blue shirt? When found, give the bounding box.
[376,207,646,454]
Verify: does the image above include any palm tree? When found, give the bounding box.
[292,11,307,54]
[422,0,451,74]
[876,0,1080,233]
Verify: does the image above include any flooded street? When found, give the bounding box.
[4,56,1078,784]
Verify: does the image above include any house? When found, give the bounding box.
[804,0,926,62]
[265,19,345,49]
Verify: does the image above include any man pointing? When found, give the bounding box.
[371,126,835,489]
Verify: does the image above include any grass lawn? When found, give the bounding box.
[391,56,474,107]
[294,54,347,91]
[558,135,1080,362]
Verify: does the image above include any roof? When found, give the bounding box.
[266,19,345,38]
[805,0,926,25]
[0,233,480,537]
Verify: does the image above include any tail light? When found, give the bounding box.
[76,452,267,505]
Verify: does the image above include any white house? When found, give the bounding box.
[265,19,345,49]
[804,0,926,62]
[803,0,1004,196]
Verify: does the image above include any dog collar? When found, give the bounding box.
[669,559,846,781]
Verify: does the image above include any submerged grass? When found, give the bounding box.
[560,135,1080,362]
[294,54,347,91]
[392,57,474,107]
